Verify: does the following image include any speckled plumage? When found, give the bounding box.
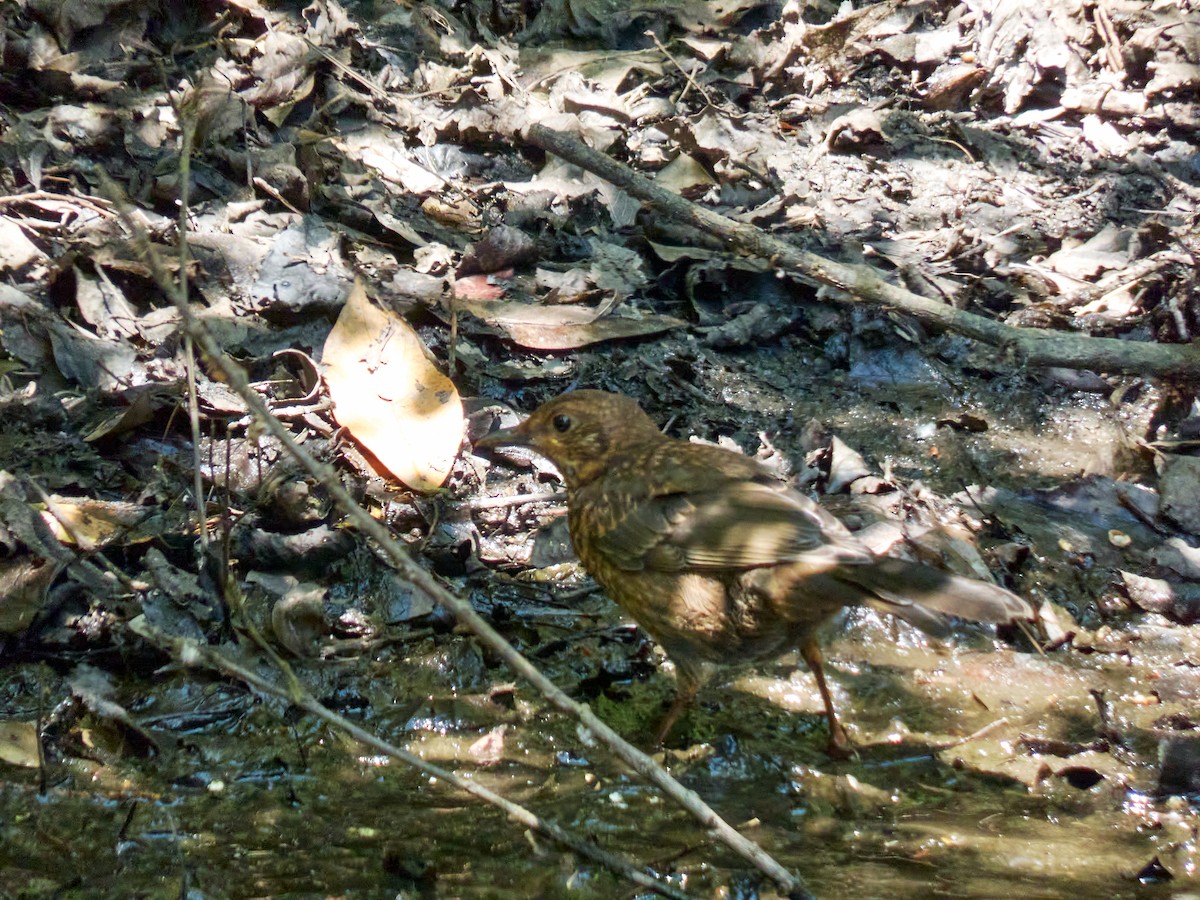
[479,390,1032,755]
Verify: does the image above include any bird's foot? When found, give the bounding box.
[825,721,856,761]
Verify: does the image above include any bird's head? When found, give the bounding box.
[476,390,662,488]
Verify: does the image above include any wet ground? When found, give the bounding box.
[4,333,1197,897]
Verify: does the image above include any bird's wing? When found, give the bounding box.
[595,479,874,573]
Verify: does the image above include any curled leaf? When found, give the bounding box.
[323,279,463,491]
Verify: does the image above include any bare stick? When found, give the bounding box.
[526,123,1200,378]
[98,185,809,896]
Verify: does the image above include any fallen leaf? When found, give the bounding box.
[454,273,509,301]
[323,279,463,491]
[468,724,508,764]
[0,721,40,768]
[459,298,683,350]
[654,153,717,196]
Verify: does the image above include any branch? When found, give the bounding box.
[98,172,810,898]
[526,123,1200,378]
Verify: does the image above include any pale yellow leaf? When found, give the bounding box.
[323,279,463,491]
[0,721,40,768]
[654,153,716,195]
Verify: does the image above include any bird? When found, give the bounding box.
[477,390,1033,756]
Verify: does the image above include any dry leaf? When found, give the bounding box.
[323,279,463,491]
[655,153,717,195]
[459,298,683,350]
[0,721,40,768]
[454,273,510,301]
[40,496,152,548]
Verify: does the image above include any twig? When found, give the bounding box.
[252,176,304,215]
[131,618,692,900]
[461,490,564,511]
[929,716,1011,750]
[0,189,115,217]
[525,124,1200,377]
[645,31,717,109]
[1093,0,1126,77]
[175,97,209,556]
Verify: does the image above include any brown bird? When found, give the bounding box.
[478,390,1032,756]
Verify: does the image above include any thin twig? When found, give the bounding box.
[97,182,809,895]
[175,103,208,556]
[929,716,1012,750]
[131,618,692,900]
[461,490,564,511]
[645,31,717,109]
[0,189,114,217]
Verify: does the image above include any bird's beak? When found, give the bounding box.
[474,421,530,452]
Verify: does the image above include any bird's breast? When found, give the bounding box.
[570,530,799,666]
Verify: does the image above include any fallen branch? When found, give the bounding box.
[526,123,1200,378]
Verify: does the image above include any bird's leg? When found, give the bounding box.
[800,639,852,759]
[652,673,701,746]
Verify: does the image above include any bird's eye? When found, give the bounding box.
[552,414,572,433]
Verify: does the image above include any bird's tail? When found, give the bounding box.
[840,557,1033,636]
